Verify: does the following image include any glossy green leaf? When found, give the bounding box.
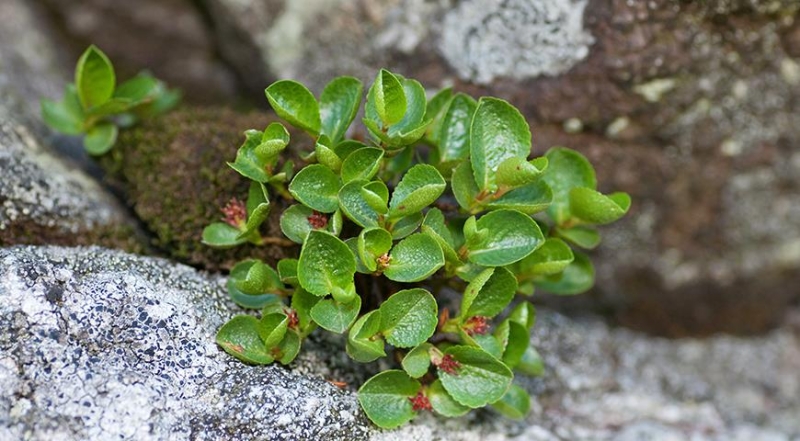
[384,234,444,283]
[461,267,517,319]
[434,93,477,165]
[281,204,320,244]
[338,180,381,228]
[401,343,432,378]
[228,129,271,182]
[491,384,530,419]
[234,259,283,295]
[256,122,291,161]
[202,222,245,248]
[275,330,302,365]
[508,301,536,331]
[291,287,321,333]
[427,379,470,417]
[516,238,574,276]
[265,80,321,135]
[537,251,595,295]
[388,212,423,240]
[114,73,158,102]
[346,310,386,362]
[379,288,438,348]
[555,226,601,249]
[227,260,281,309]
[358,370,420,429]
[259,313,289,348]
[543,147,597,225]
[358,228,393,272]
[470,97,531,192]
[465,210,543,267]
[278,259,299,286]
[75,45,115,108]
[83,122,117,155]
[569,188,631,225]
[314,135,341,172]
[501,321,529,368]
[516,346,545,376]
[297,231,356,296]
[424,87,453,142]
[421,208,461,266]
[452,160,480,211]
[216,315,273,364]
[341,147,384,183]
[41,86,84,135]
[438,346,513,408]
[289,164,341,213]
[495,156,548,188]
[388,77,427,137]
[320,76,362,142]
[310,296,361,334]
[486,181,553,214]
[369,69,406,126]
[388,164,446,218]
[333,140,367,160]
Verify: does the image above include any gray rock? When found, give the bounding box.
[2,246,798,440]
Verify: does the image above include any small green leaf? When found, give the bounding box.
[537,251,595,295]
[320,76,363,142]
[490,384,530,419]
[289,164,341,213]
[338,180,381,228]
[86,97,135,118]
[358,370,420,429]
[508,301,536,331]
[281,204,316,244]
[202,222,246,248]
[278,259,299,286]
[297,231,356,296]
[515,238,574,276]
[234,259,283,295]
[465,210,544,267]
[461,267,517,319]
[275,330,302,365]
[259,313,289,348]
[384,234,444,283]
[291,287,321,333]
[543,147,597,225]
[41,86,84,135]
[333,140,367,160]
[421,208,461,266]
[388,212,423,240]
[310,296,361,334]
[470,97,531,192]
[346,310,386,362]
[388,164,446,218]
[379,288,438,348]
[427,379,470,417]
[341,147,384,183]
[569,188,631,225]
[501,321,529,368]
[401,343,432,378]
[216,315,273,365]
[228,129,271,182]
[114,73,158,102]
[83,122,118,155]
[555,226,601,250]
[358,228,393,272]
[265,80,321,135]
[369,69,407,126]
[424,87,453,141]
[314,135,341,172]
[438,346,513,408]
[256,122,291,161]
[227,260,281,309]
[434,93,477,165]
[495,156,548,188]
[486,181,552,215]
[452,160,480,211]
[75,45,115,109]
[516,346,545,376]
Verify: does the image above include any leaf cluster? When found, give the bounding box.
[209,69,630,428]
[41,45,180,155]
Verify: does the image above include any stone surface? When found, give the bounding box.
[1,246,798,440]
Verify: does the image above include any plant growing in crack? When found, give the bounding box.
[41,45,180,155]
[206,69,630,428]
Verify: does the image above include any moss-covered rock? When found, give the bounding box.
[109,106,304,271]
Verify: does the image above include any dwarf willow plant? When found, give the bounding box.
[205,69,630,429]
[41,45,179,155]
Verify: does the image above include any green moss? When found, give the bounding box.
[110,106,302,271]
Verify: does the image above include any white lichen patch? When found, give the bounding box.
[439,0,594,84]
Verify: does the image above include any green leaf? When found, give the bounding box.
[275,330,302,365]
[265,80,321,135]
[346,310,386,362]
[358,370,420,429]
[297,231,356,296]
[75,45,115,108]
[384,234,444,283]
[341,147,384,183]
[114,73,158,102]
[364,76,430,148]
[379,288,438,348]
[388,164,446,218]
[508,301,536,331]
[291,287,321,333]
[259,313,289,348]
[452,160,480,211]
[202,222,246,248]
[369,69,407,126]
[338,180,381,228]
[256,122,291,161]
[280,204,334,244]
[421,208,461,266]
[434,93,477,165]
[228,130,271,182]
[495,156,548,188]
[314,135,341,172]
[543,147,597,225]
[320,76,363,142]
[569,188,631,225]
[465,210,544,267]
[501,321,529,368]
[83,122,118,155]
[388,212,423,240]
[424,87,453,138]
[515,238,574,277]
[555,226,601,249]
[86,97,135,118]
[516,346,545,376]
[361,181,390,215]
[486,181,553,215]
[401,343,432,378]
[233,259,282,294]
[358,228,393,272]
[438,346,513,408]
[289,164,341,213]
[537,251,595,295]
[427,379,470,417]
[235,182,270,241]
[491,384,530,419]
[216,315,273,364]
[278,258,299,286]
[470,97,531,192]
[333,140,367,160]
[310,296,361,334]
[227,260,281,309]
[461,267,517,319]
[41,86,84,135]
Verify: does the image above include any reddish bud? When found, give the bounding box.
[221,198,247,229]
[408,391,432,412]
[307,211,328,229]
[376,253,392,271]
[434,354,461,376]
[287,309,299,330]
[463,316,490,336]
